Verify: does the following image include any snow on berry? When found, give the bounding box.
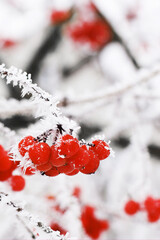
[29,142,51,166]
[90,140,110,160]
[50,145,67,167]
[18,136,35,157]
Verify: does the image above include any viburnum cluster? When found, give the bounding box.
[124,196,160,223]
[18,132,110,177]
[0,145,25,191]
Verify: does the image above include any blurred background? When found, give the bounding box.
[0,0,160,239]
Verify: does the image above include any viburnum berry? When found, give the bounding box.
[0,169,13,181]
[90,140,110,160]
[144,196,160,222]
[58,164,74,174]
[50,145,67,167]
[29,142,51,166]
[0,145,12,171]
[22,166,36,175]
[81,205,109,239]
[80,150,100,174]
[9,175,25,191]
[18,136,35,157]
[36,162,52,172]
[72,186,81,199]
[50,223,67,235]
[68,145,90,169]
[68,19,112,50]
[57,134,80,158]
[45,167,59,177]
[50,10,71,24]
[66,168,79,176]
[124,200,140,215]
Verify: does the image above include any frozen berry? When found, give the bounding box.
[18,136,35,156]
[37,162,52,172]
[58,164,74,174]
[80,150,100,174]
[22,166,36,175]
[50,223,67,235]
[66,169,79,176]
[50,145,67,167]
[90,140,110,160]
[9,175,25,191]
[124,200,140,215]
[50,10,70,24]
[45,167,59,177]
[29,142,51,166]
[57,134,80,158]
[68,145,89,169]
[0,145,12,171]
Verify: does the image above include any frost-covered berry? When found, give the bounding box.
[29,142,51,166]
[66,168,79,176]
[9,175,25,191]
[18,136,35,156]
[68,145,90,169]
[80,150,100,174]
[50,145,67,167]
[37,162,52,172]
[57,134,80,158]
[0,145,12,171]
[45,167,60,177]
[58,164,74,174]
[124,200,140,215]
[90,140,110,160]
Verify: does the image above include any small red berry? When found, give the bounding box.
[90,140,110,160]
[50,145,67,167]
[124,200,140,215]
[36,162,52,172]
[72,186,81,198]
[68,145,90,169]
[147,210,160,223]
[18,136,35,156]
[80,150,100,174]
[57,134,80,158]
[22,166,36,175]
[0,169,13,181]
[50,223,67,235]
[66,168,79,176]
[45,167,59,177]
[9,175,25,191]
[50,10,71,24]
[0,145,12,171]
[29,142,51,166]
[58,164,74,174]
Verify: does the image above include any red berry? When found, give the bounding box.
[72,186,81,198]
[144,196,160,222]
[36,162,52,172]
[58,164,74,174]
[0,145,12,171]
[29,142,51,166]
[57,134,80,158]
[80,150,100,174]
[9,175,25,191]
[1,39,16,48]
[18,136,35,156]
[22,166,36,175]
[66,168,79,176]
[81,205,109,239]
[50,145,67,167]
[45,167,59,177]
[50,10,70,24]
[50,223,67,235]
[144,197,155,212]
[147,210,160,223]
[124,200,140,215]
[90,140,110,160]
[68,145,90,169]
[0,169,13,181]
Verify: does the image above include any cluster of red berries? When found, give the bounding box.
[67,19,112,50]
[0,145,25,191]
[81,205,109,239]
[124,196,160,223]
[18,134,110,177]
